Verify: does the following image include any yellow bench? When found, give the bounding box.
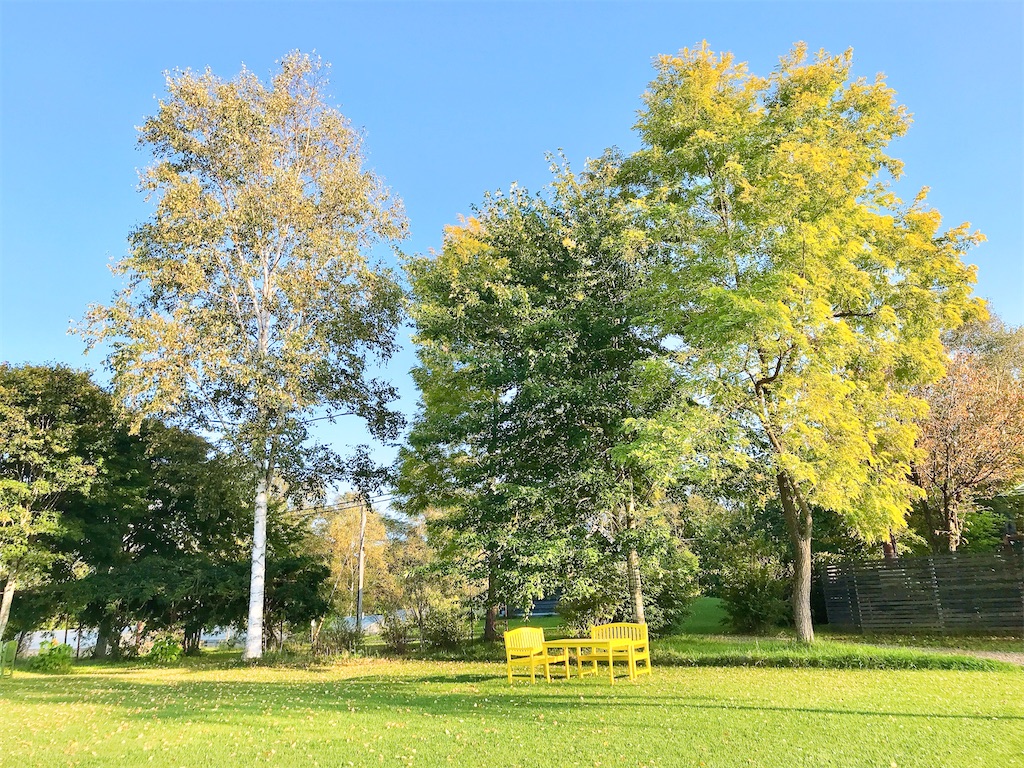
[503,627,570,683]
[588,622,652,678]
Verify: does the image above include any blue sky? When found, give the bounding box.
[1,1,1022,467]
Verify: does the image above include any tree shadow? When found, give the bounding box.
[3,668,1022,726]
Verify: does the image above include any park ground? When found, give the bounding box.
[1,600,1022,768]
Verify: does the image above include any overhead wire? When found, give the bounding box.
[293,494,397,516]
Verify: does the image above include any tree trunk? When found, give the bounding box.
[244,469,271,660]
[0,571,17,641]
[947,504,961,552]
[777,471,814,643]
[919,498,942,554]
[941,486,962,552]
[93,616,115,659]
[624,494,646,624]
[184,627,201,655]
[484,567,498,641]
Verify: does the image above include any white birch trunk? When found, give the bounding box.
[244,472,269,659]
[0,570,17,642]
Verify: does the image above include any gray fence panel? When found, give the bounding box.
[821,552,1024,634]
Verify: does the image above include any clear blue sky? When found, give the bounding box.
[2,1,1022,464]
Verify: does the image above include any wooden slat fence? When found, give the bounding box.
[821,552,1024,634]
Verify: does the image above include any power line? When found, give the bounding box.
[294,494,397,516]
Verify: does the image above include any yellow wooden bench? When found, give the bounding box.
[588,622,652,677]
[503,627,570,683]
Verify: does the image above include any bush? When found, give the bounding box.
[314,619,363,655]
[117,639,141,660]
[379,612,415,654]
[719,539,791,633]
[644,544,701,636]
[30,640,74,674]
[145,634,183,664]
[422,604,466,648]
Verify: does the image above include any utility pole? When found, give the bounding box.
[355,496,368,643]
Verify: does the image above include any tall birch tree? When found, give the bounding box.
[623,43,983,642]
[83,52,406,659]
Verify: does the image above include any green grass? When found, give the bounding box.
[652,635,1014,670]
[1,654,1021,767]
[823,631,1024,654]
[678,596,729,634]
[8,601,1015,766]
[417,599,1018,670]
[407,632,1016,671]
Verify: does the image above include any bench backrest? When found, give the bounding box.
[590,622,648,643]
[504,627,544,655]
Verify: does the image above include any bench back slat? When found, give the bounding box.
[504,626,544,653]
[590,622,648,643]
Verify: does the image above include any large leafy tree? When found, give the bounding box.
[82,52,406,658]
[622,43,982,641]
[402,159,680,627]
[399,219,564,638]
[58,422,257,657]
[911,316,1024,551]
[0,365,98,640]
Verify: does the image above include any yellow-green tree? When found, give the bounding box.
[83,53,406,658]
[623,43,983,642]
[315,495,393,621]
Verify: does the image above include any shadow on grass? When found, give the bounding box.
[3,666,1022,727]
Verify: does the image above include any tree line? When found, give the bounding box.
[2,44,1023,654]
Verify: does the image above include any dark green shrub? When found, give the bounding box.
[558,541,701,637]
[643,544,701,636]
[557,567,624,637]
[30,640,74,674]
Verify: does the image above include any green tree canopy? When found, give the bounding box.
[0,365,98,640]
[401,158,691,628]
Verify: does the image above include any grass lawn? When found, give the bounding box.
[1,654,1022,768]
[677,596,730,634]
